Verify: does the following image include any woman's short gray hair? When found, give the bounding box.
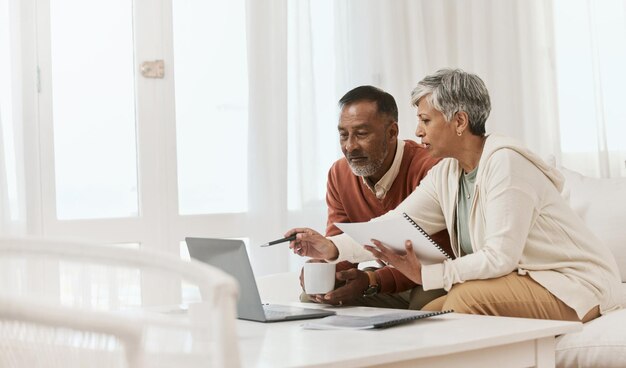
[411,69,490,135]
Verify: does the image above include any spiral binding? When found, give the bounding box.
[374,309,454,328]
[402,212,452,259]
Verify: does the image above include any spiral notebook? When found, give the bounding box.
[335,213,452,265]
[301,310,453,330]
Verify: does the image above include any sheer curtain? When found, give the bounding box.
[245,0,293,274]
[321,0,625,180]
[0,0,27,237]
[331,0,559,156]
[553,0,626,178]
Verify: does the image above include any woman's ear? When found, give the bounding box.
[455,111,470,133]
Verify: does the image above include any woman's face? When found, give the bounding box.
[415,97,458,159]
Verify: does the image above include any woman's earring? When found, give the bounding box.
[457,130,462,136]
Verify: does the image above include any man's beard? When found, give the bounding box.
[347,141,388,178]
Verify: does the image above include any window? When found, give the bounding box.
[50,0,139,220]
[28,0,255,304]
[36,0,251,243]
[8,0,338,284]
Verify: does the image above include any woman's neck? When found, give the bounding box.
[457,135,487,173]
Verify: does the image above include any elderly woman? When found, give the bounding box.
[287,69,622,322]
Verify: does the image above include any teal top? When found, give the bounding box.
[457,167,477,255]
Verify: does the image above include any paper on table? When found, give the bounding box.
[301,310,452,330]
[335,213,451,265]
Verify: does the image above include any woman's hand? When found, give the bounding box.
[285,228,339,260]
[364,239,423,284]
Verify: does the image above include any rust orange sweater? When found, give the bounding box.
[326,140,452,294]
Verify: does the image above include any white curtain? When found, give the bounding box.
[245,0,295,274]
[293,0,625,182]
[0,111,8,232]
[0,0,27,237]
[287,0,341,212]
[553,0,626,178]
[331,0,559,157]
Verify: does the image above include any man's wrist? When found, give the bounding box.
[362,270,380,297]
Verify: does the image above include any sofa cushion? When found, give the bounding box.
[559,166,626,282]
[556,297,626,367]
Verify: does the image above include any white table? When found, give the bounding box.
[236,304,581,368]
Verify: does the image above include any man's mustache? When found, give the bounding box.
[345,152,368,160]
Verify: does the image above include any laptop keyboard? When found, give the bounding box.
[259,304,336,321]
[263,309,291,319]
[262,305,293,319]
[263,304,323,319]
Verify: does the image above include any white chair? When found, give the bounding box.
[0,237,240,368]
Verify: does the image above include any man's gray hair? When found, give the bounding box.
[411,69,490,135]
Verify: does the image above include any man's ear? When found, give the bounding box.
[387,121,399,140]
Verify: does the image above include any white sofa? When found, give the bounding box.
[553,165,626,367]
[257,164,626,367]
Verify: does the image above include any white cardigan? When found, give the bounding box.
[331,135,622,318]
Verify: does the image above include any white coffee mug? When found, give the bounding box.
[303,262,336,294]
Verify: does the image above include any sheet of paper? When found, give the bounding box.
[335,215,449,265]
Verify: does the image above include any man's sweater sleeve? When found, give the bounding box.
[326,166,348,236]
[375,267,417,293]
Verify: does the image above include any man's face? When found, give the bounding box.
[338,100,395,179]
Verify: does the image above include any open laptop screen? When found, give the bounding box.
[186,237,335,322]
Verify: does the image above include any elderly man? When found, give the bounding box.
[301,85,451,309]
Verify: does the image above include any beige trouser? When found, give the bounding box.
[422,272,600,323]
[300,284,447,310]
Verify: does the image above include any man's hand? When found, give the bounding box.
[311,268,370,306]
[284,227,339,260]
[365,239,423,285]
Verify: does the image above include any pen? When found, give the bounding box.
[259,234,297,247]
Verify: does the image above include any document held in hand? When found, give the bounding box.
[335,213,452,265]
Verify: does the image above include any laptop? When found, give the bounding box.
[186,237,336,323]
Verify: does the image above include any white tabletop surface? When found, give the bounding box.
[236,303,581,368]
